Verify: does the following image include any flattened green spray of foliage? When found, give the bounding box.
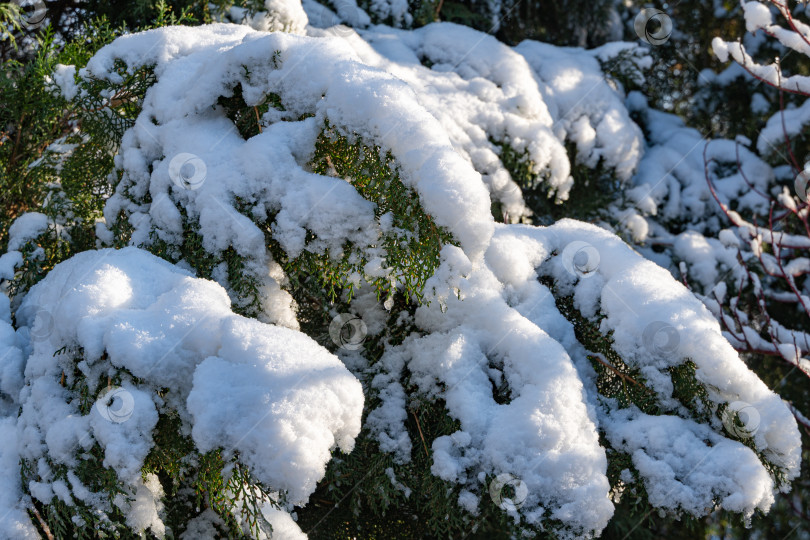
[308,123,455,303]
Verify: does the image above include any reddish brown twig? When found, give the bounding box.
[411,410,430,459]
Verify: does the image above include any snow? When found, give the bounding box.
[515,40,644,183]
[0,7,804,538]
[527,221,798,490]
[620,42,810,377]
[367,219,799,535]
[758,99,810,156]
[188,323,363,503]
[713,1,810,96]
[1,247,363,535]
[254,0,310,34]
[743,0,773,33]
[262,506,307,539]
[0,251,22,281]
[7,212,48,252]
[0,417,39,539]
[82,23,498,330]
[0,299,25,419]
[126,473,166,537]
[603,408,775,519]
[623,91,774,244]
[339,24,645,218]
[49,64,79,101]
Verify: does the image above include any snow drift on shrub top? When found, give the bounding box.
[0,10,801,539]
[0,247,363,538]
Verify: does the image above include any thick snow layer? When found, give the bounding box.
[523,221,799,502]
[603,408,776,516]
[6,212,48,251]
[0,417,39,539]
[347,22,571,219]
[25,16,802,539]
[345,24,644,218]
[262,506,308,539]
[515,41,644,183]
[367,220,800,536]
[85,23,494,261]
[2,247,363,534]
[405,252,615,534]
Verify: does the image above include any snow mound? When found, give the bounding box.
[3,247,363,535]
[368,219,800,536]
[21,18,800,539]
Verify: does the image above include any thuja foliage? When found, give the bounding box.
[3,2,806,539]
[51,66,464,536]
[490,138,623,227]
[310,123,455,302]
[0,26,95,251]
[0,5,197,275]
[14,335,281,539]
[1,12,287,540]
[294,300,515,539]
[547,283,790,538]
